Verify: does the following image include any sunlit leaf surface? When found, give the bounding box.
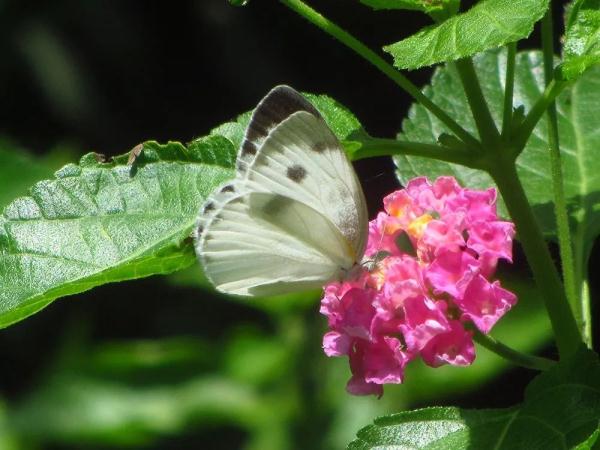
[383,0,548,69]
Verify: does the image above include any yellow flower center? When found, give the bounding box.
[407,214,433,239]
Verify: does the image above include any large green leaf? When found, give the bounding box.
[560,0,600,80]
[395,49,600,267]
[349,348,600,449]
[0,141,234,328]
[383,0,549,70]
[0,91,365,328]
[359,0,460,19]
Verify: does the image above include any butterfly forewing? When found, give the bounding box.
[243,110,368,260]
[196,85,368,296]
[237,85,321,174]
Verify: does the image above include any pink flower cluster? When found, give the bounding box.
[320,177,517,397]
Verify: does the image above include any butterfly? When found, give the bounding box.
[195,85,368,296]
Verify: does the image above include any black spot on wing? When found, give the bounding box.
[203,202,215,213]
[287,164,307,183]
[220,184,235,193]
[241,141,257,157]
[312,142,329,153]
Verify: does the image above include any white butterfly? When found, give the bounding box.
[195,86,368,296]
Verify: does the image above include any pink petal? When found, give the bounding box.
[399,297,450,352]
[346,376,383,397]
[323,331,352,357]
[320,286,375,339]
[463,188,498,222]
[345,338,408,397]
[421,219,465,254]
[421,321,475,367]
[467,220,515,262]
[425,248,480,299]
[458,275,517,334]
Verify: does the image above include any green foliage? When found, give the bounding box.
[560,0,600,80]
[349,348,600,449]
[0,141,234,329]
[575,429,600,449]
[359,0,460,20]
[11,336,279,448]
[396,49,600,269]
[383,0,549,70]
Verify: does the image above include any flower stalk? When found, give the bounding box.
[278,0,481,150]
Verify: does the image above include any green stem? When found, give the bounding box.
[353,138,482,168]
[581,278,593,347]
[511,79,568,153]
[490,157,582,359]
[541,10,581,334]
[473,330,556,371]
[278,0,481,150]
[501,42,517,137]
[454,58,500,147]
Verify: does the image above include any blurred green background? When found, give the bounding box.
[0,1,579,449]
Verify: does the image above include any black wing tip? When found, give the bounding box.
[241,85,321,145]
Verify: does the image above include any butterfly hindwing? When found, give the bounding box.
[197,192,350,296]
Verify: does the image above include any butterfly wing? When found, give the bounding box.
[241,88,368,261]
[197,190,353,296]
[196,85,368,296]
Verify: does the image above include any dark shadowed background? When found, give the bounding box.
[0,1,594,449]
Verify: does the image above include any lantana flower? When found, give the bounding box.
[320,176,517,397]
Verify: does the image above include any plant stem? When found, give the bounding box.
[472,330,556,371]
[352,137,482,168]
[511,79,568,153]
[541,9,581,335]
[278,0,481,150]
[581,278,593,347]
[454,58,500,147]
[501,42,517,137]
[490,157,582,359]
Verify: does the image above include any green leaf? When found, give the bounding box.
[349,348,600,449]
[359,0,460,19]
[395,49,600,266]
[0,141,234,328]
[304,91,367,153]
[0,90,364,328]
[575,428,600,449]
[560,0,600,80]
[383,0,549,70]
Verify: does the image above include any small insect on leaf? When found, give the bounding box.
[128,143,144,165]
[93,153,107,163]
